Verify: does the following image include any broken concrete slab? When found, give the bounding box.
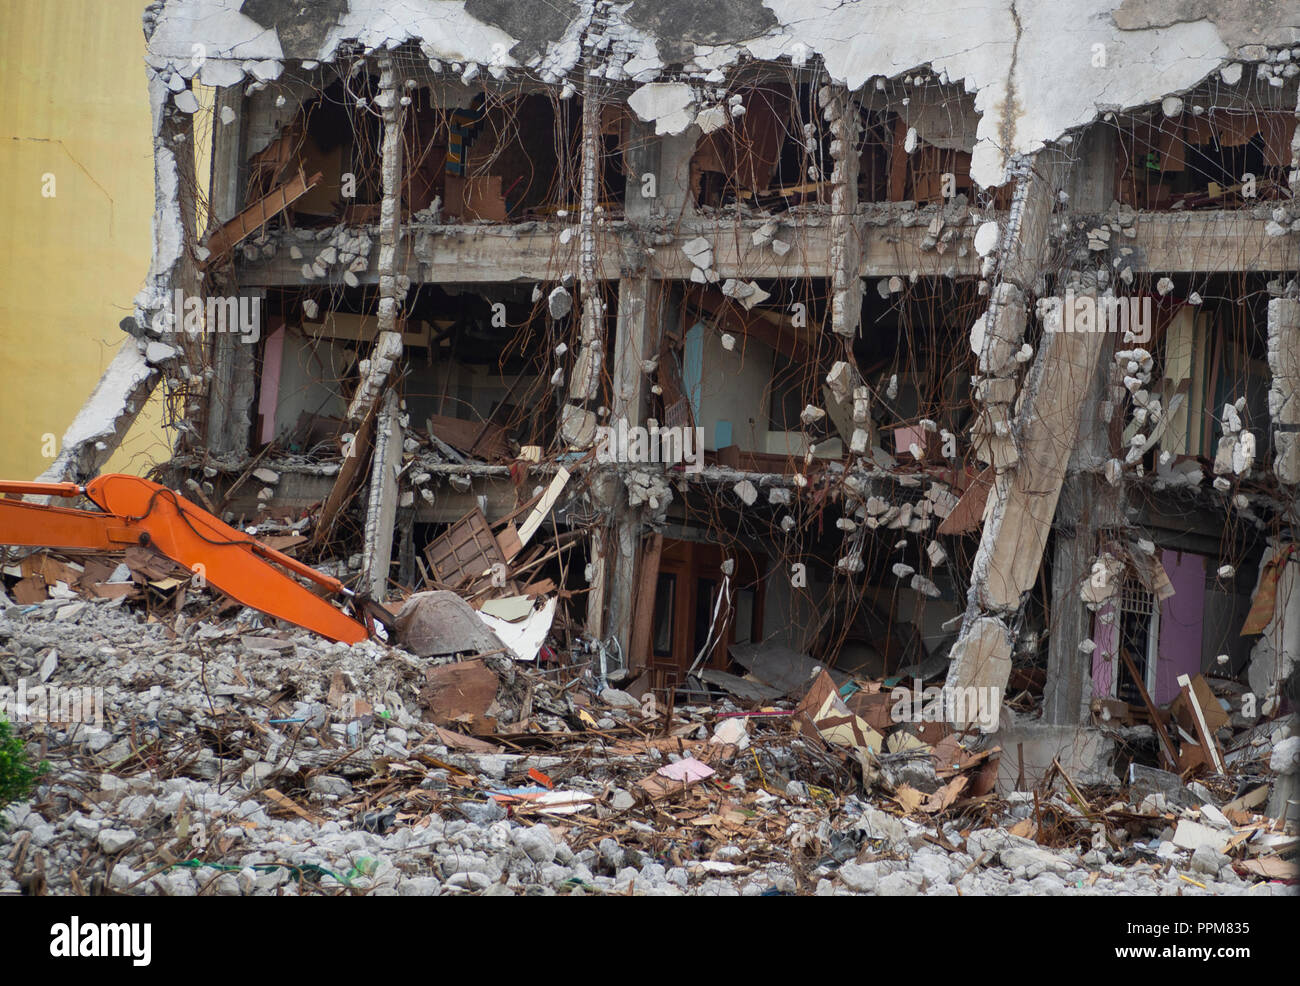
[728,640,849,698]
[395,590,508,658]
[991,722,1115,792]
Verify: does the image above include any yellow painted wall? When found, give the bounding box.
[0,0,170,480]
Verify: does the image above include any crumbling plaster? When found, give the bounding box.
[146,0,1297,188]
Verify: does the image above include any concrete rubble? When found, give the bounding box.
[0,589,1294,896]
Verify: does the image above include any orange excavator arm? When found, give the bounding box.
[0,474,370,644]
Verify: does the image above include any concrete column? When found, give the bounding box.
[1039,124,1125,723]
[1065,124,1118,214]
[824,85,862,340]
[1043,329,1124,724]
[361,389,402,599]
[347,54,405,421]
[604,274,663,659]
[1268,298,1300,485]
[353,56,407,601]
[209,86,244,226]
[572,70,612,641]
[205,288,259,458]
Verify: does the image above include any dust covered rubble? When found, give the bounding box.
[0,597,1291,897]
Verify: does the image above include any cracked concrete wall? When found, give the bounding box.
[146,0,1299,189]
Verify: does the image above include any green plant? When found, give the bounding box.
[0,716,42,826]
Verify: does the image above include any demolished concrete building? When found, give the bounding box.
[27,0,1300,821]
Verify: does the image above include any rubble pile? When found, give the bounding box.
[1,587,1293,896]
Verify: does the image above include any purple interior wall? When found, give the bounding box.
[1155,549,1206,705]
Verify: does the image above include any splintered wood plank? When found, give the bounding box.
[1121,649,1179,770]
[202,168,323,266]
[516,467,570,548]
[310,399,378,552]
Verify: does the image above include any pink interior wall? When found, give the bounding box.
[258,325,285,446]
[1154,549,1205,705]
[1091,600,1116,697]
[892,425,926,456]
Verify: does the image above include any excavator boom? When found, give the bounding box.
[0,474,370,644]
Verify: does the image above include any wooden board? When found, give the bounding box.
[422,507,508,590]
[419,659,500,725]
[937,466,992,535]
[426,413,509,461]
[628,532,664,671]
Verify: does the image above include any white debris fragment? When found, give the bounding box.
[682,236,714,270]
[547,285,572,319]
[973,221,1000,258]
[910,574,941,598]
[696,104,728,133]
[627,82,696,135]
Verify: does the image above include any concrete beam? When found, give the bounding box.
[976,323,1109,612]
[1124,212,1298,273]
[234,215,975,286]
[232,211,1291,288]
